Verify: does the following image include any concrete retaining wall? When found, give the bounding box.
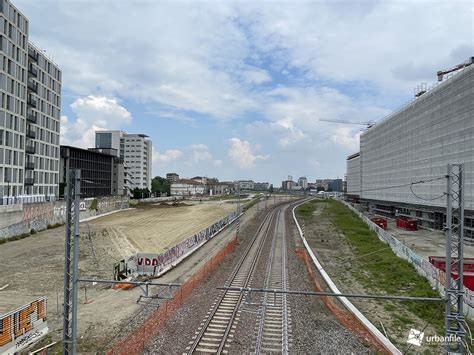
[0,196,129,242]
[129,196,184,205]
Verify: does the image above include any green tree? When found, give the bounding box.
[132,187,141,199]
[269,184,274,193]
[151,176,171,196]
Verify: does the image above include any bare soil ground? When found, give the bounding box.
[302,200,443,353]
[0,200,236,350]
[88,201,236,256]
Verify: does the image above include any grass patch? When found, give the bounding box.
[244,195,261,211]
[321,199,445,332]
[0,232,31,244]
[209,194,248,201]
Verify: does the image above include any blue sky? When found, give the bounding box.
[15,0,473,185]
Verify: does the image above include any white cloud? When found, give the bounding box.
[17,0,472,181]
[240,67,272,85]
[60,95,132,148]
[189,144,222,166]
[153,148,183,164]
[330,127,361,151]
[227,138,269,169]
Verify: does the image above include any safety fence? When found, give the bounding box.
[295,248,389,353]
[108,236,238,354]
[125,209,242,277]
[343,201,474,317]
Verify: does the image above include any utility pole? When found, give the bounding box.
[236,184,241,239]
[63,169,81,355]
[445,163,466,352]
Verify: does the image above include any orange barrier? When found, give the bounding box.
[295,248,390,354]
[112,283,135,290]
[108,236,238,354]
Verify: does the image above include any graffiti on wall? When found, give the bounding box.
[23,204,54,222]
[127,209,242,276]
[0,196,129,242]
[0,297,48,354]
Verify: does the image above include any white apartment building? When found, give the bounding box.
[0,0,61,204]
[298,177,308,190]
[95,130,152,191]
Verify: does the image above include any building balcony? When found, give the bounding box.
[25,161,34,170]
[27,112,37,123]
[24,177,34,186]
[25,145,35,154]
[26,129,36,139]
[27,80,37,93]
[28,48,38,62]
[28,64,38,77]
[27,95,37,108]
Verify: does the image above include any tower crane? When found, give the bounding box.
[319,118,375,128]
[437,56,473,81]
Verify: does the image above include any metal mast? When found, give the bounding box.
[445,163,466,352]
[63,169,81,354]
[236,184,241,238]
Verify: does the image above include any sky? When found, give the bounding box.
[15,0,473,185]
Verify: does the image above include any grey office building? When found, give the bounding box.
[0,0,61,204]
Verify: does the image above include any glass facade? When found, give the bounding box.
[96,132,112,149]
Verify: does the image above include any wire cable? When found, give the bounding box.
[409,183,446,201]
[346,175,448,195]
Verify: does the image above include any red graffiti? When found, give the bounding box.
[23,204,53,222]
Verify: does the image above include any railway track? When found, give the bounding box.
[253,208,291,354]
[185,206,279,354]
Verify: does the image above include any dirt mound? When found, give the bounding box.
[154,201,190,208]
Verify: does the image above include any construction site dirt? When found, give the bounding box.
[0,199,240,350]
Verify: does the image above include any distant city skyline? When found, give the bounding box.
[13,0,472,185]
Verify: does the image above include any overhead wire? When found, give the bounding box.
[346,175,449,201]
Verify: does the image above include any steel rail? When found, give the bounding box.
[254,210,280,354]
[186,203,281,354]
[216,287,444,302]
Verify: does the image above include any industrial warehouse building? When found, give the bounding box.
[346,62,474,239]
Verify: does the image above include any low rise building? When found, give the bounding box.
[237,180,255,191]
[254,182,270,191]
[166,173,179,183]
[170,179,207,196]
[209,182,234,195]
